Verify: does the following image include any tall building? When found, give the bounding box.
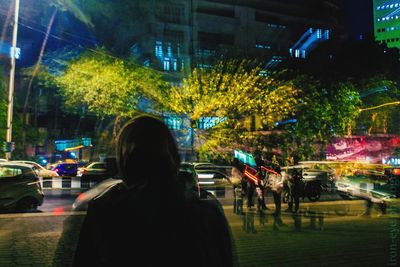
[373,0,400,48]
[128,0,340,77]
[124,0,341,159]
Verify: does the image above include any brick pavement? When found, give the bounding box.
[0,203,398,267]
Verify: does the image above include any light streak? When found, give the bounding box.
[359,101,400,112]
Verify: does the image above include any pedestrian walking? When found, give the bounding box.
[231,163,245,214]
[286,168,302,213]
[255,153,268,212]
[246,178,256,209]
[72,115,234,267]
[269,167,284,216]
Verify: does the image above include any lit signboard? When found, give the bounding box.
[234,149,257,168]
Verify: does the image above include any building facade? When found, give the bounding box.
[129,0,340,76]
[374,0,400,48]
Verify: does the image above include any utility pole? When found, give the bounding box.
[6,0,20,160]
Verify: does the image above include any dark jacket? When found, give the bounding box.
[73,181,233,267]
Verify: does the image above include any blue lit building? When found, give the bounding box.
[128,0,340,76]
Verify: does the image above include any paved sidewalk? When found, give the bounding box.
[0,202,398,267]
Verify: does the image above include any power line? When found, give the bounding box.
[0,10,177,78]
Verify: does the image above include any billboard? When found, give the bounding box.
[326,135,400,163]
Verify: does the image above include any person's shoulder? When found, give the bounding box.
[89,181,128,209]
[185,198,227,222]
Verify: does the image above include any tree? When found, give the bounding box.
[163,59,300,161]
[357,77,399,135]
[280,37,400,158]
[53,48,169,149]
[271,72,361,160]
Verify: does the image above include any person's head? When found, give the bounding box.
[116,115,180,186]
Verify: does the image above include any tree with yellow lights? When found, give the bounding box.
[163,59,300,162]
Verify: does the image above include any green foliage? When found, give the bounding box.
[280,74,361,160]
[163,59,300,158]
[357,76,399,134]
[166,60,299,123]
[55,49,168,118]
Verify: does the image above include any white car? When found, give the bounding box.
[12,160,59,178]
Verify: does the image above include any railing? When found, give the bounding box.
[39,177,98,189]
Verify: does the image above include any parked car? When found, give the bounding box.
[51,162,78,177]
[12,160,59,178]
[77,161,108,181]
[181,162,232,197]
[335,172,399,204]
[0,162,44,212]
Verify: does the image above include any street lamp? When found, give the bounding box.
[5,0,20,160]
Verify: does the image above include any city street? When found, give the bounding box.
[0,0,399,266]
[0,187,398,267]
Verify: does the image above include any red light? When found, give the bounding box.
[392,169,400,175]
[53,207,64,215]
[77,193,86,201]
[244,170,259,184]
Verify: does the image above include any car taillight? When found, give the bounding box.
[82,169,88,175]
[392,168,400,175]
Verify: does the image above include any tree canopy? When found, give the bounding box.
[55,49,168,118]
[162,59,300,161]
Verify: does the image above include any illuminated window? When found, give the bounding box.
[164,116,182,130]
[163,58,170,71]
[166,42,172,57]
[255,44,271,49]
[155,41,163,58]
[172,59,177,71]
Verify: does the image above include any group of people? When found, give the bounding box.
[231,153,303,216]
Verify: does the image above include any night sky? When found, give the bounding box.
[341,0,374,39]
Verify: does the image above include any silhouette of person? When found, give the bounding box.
[254,153,268,212]
[286,168,302,213]
[231,159,245,215]
[269,162,283,216]
[72,115,234,267]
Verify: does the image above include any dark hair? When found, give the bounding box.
[116,115,181,186]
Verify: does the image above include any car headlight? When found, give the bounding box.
[371,191,392,199]
[337,183,350,188]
